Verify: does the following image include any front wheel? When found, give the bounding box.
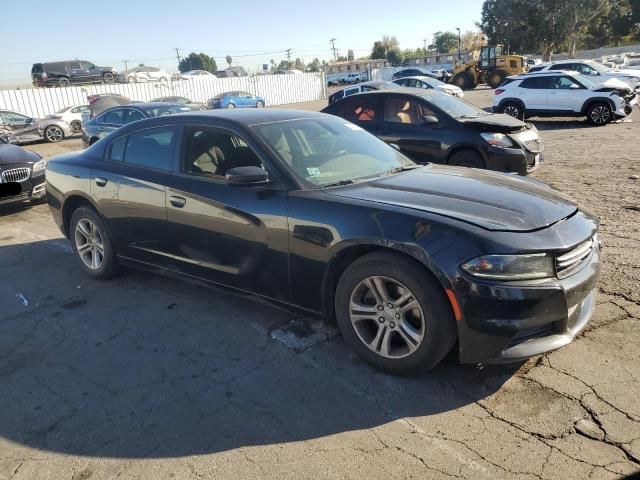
[586,102,612,126]
[44,125,64,143]
[256,101,265,108]
[500,101,524,119]
[70,121,82,134]
[335,252,457,375]
[103,72,115,84]
[70,207,119,279]
[448,150,485,169]
[226,103,236,109]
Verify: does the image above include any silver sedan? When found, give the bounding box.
[0,110,73,144]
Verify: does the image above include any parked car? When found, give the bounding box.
[392,68,439,81]
[81,102,191,146]
[321,89,543,175]
[46,109,600,374]
[152,96,207,111]
[328,81,395,104]
[393,76,464,97]
[46,105,89,134]
[117,66,171,83]
[31,60,116,88]
[493,71,637,125]
[528,60,640,89]
[0,136,46,205]
[180,70,217,79]
[0,110,73,144]
[207,91,265,109]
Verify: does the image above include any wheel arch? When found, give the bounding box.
[61,194,100,238]
[497,97,525,112]
[446,144,487,168]
[321,242,456,324]
[581,97,615,115]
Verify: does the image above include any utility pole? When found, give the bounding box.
[286,48,292,68]
[174,48,182,69]
[123,60,129,72]
[329,38,338,60]
[423,39,427,54]
[456,28,461,60]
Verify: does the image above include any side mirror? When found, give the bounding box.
[225,166,268,185]
[569,83,580,89]
[589,71,599,76]
[422,115,439,125]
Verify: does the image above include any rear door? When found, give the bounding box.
[96,108,127,138]
[376,95,443,163]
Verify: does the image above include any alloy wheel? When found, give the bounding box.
[349,276,425,359]
[74,218,105,270]
[71,121,82,134]
[45,126,63,142]
[591,106,610,125]
[503,105,520,118]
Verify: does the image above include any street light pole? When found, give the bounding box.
[456,28,461,60]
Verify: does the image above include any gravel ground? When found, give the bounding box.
[0,89,639,480]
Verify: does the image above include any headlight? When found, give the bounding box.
[480,132,516,148]
[32,159,47,172]
[461,253,554,280]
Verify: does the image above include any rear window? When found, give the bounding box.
[528,66,545,73]
[44,62,68,73]
[31,64,43,74]
[498,78,517,88]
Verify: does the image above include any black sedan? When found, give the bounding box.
[46,110,600,374]
[321,89,543,175]
[0,136,46,205]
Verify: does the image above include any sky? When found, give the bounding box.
[0,0,483,87]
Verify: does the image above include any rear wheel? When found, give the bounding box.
[448,150,485,169]
[226,103,236,109]
[500,101,524,119]
[586,102,612,126]
[451,71,474,90]
[488,69,507,88]
[58,77,71,88]
[256,100,265,108]
[103,72,115,84]
[70,207,119,279]
[127,75,136,83]
[70,121,82,134]
[335,252,457,375]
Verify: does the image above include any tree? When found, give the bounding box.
[370,36,401,59]
[178,52,217,73]
[347,49,355,61]
[225,55,232,66]
[386,47,403,65]
[336,55,348,62]
[432,31,460,53]
[294,58,305,70]
[461,31,487,53]
[307,58,321,72]
[371,41,386,59]
[562,0,610,57]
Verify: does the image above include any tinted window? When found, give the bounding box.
[519,77,555,89]
[109,137,127,161]
[124,109,145,124]
[143,105,190,117]
[342,97,378,122]
[554,76,582,89]
[80,61,95,70]
[383,97,429,124]
[46,62,67,72]
[1,112,30,122]
[528,66,545,73]
[183,127,263,179]
[124,127,175,171]
[549,63,572,71]
[101,109,125,125]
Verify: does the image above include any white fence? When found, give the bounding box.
[0,73,327,119]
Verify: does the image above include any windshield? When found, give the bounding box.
[252,117,415,188]
[421,92,488,118]
[55,106,71,114]
[586,61,609,73]
[574,74,601,89]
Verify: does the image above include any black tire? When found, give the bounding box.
[226,103,236,109]
[70,121,82,134]
[335,252,457,375]
[500,101,524,119]
[58,77,71,88]
[256,101,265,108]
[448,150,485,169]
[103,72,115,84]
[487,70,507,89]
[451,72,474,90]
[586,102,613,126]
[70,206,119,280]
[44,125,64,143]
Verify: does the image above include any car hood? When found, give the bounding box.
[598,77,635,90]
[0,144,41,165]
[458,113,530,133]
[325,165,578,232]
[607,68,640,79]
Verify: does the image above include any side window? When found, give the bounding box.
[344,87,359,97]
[80,61,95,70]
[577,64,594,75]
[555,76,582,89]
[183,127,263,179]
[124,109,145,124]
[343,98,378,122]
[1,112,30,123]
[549,63,570,71]
[123,127,175,171]
[383,97,425,124]
[520,77,554,89]
[71,105,88,114]
[109,137,127,161]
[101,109,125,125]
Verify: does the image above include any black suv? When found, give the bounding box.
[31,61,116,88]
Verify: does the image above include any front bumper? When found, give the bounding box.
[485,145,542,176]
[453,238,601,364]
[0,170,46,205]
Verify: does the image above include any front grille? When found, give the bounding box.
[1,167,30,183]
[523,139,544,153]
[556,238,594,279]
[508,324,556,347]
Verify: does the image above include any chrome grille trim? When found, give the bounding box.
[1,167,31,183]
[556,238,594,278]
[523,139,544,153]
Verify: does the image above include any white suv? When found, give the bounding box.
[528,60,640,89]
[493,71,637,126]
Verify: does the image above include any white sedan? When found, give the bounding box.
[393,76,464,98]
[117,66,171,83]
[46,104,89,134]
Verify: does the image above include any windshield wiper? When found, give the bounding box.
[381,165,421,176]
[321,179,355,188]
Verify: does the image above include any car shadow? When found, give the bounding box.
[0,201,36,216]
[530,119,592,131]
[0,239,522,459]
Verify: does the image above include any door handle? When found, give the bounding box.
[169,195,186,208]
[95,177,107,187]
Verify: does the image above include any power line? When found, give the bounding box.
[174,48,182,68]
[286,48,292,65]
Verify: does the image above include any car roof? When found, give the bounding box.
[394,76,441,82]
[511,70,581,79]
[338,87,450,99]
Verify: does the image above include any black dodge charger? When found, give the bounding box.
[45,110,600,374]
[0,136,47,206]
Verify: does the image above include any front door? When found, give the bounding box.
[163,124,290,301]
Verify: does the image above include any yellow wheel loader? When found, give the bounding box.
[450,45,528,90]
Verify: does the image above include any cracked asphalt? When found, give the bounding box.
[1,89,639,479]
